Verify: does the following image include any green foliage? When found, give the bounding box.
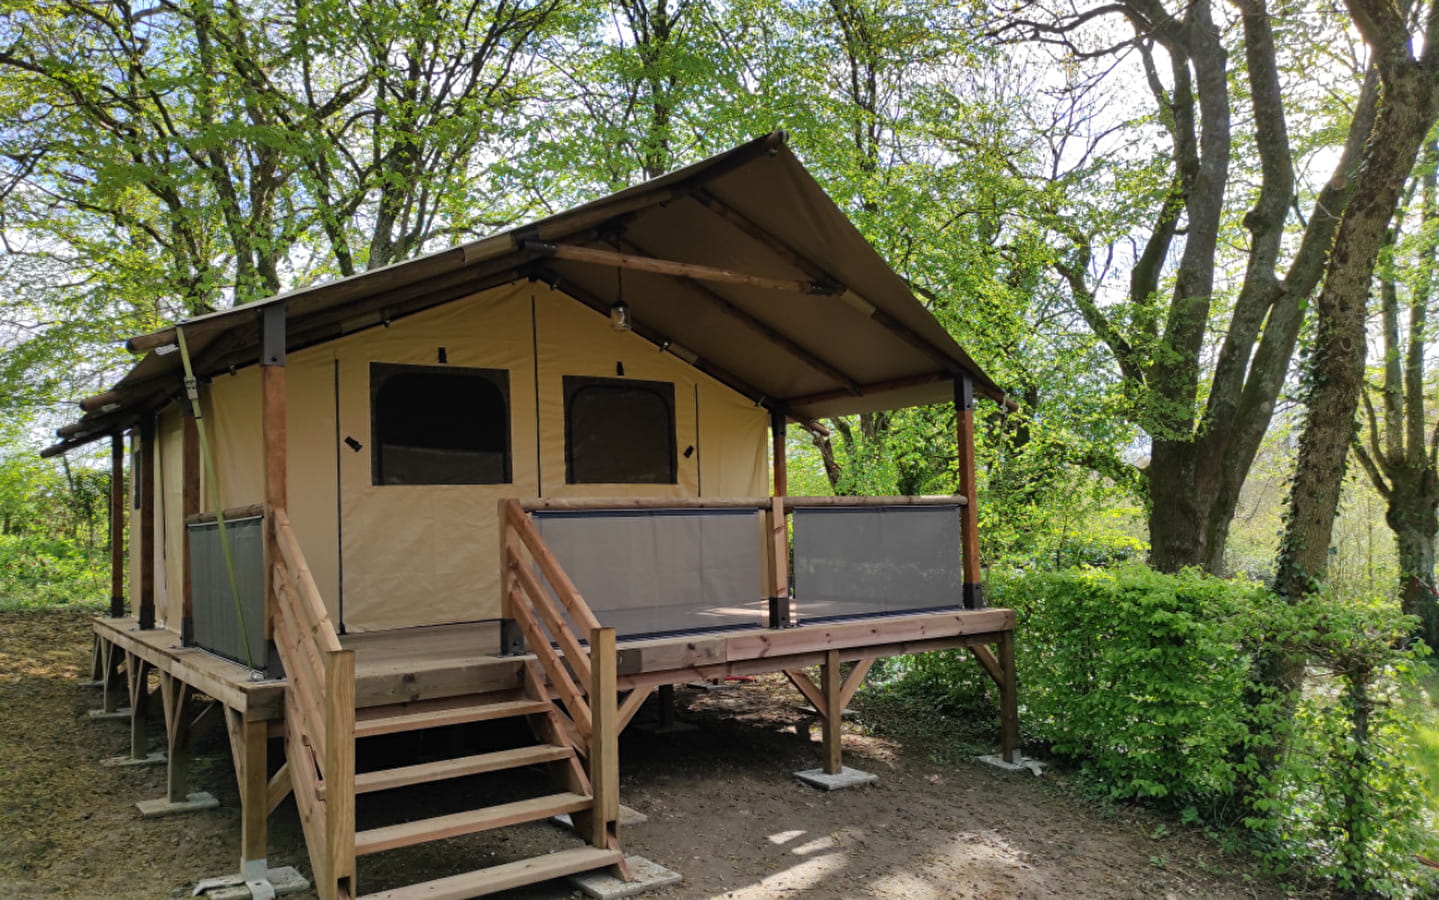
[0,453,112,611]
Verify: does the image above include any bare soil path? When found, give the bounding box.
[0,609,1310,899]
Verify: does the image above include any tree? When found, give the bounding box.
[1352,139,1439,646]
[1276,0,1439,614]
[999,0,1381,574]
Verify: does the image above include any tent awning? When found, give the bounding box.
[45,133,1006,456]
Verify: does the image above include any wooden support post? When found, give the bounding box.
[588,627,619,850]
[954,376,984,609]
[821,649,842,775]
[109,432,125,619]
[101,639,125,713]
[262,304,287,646]
[998,631,1020,764]
[658,683,677,730]
[227,709,271,879]
[138,418,156,629]
[181,410,199,644]
[323,649,356,899]
[127,652,150,759]
[771,408,788,497]
[160,672,194,802]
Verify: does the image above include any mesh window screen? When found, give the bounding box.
[188,515,267,667]
[792,505,964,621]
[371,363,511,485]
[535,509,763,637]
[563,376,676,484]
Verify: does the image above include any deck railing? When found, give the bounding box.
[499,498,620,851]
[271,508,355,900]
[518,495,969,633]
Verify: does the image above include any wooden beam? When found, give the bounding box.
[324,649,356,898]
[160,671,194,803]
[127,651,151,759]
[588,627,620,850]
[998,631,1020,764]
[690,189,972,383]
[837,658,875,711]
[771,409,788,497]
[534,241,833,295]
[109,433,125,619]
[783,372,952,409]
[267,762,293,815]
[517,494,964,513]
[181,411,199,644]
[954,376,983,609]
[262,304,286,644]
[617,685,655,734]
[821,650,842,775]
[783,668,826,717]
[79,389,123,413]
[616,235,863,393]
[969,644,1004,686]
[138,418,155,630]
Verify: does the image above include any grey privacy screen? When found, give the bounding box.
[792,505,964,620]
[534,508,764,637]
[188,515,267,668]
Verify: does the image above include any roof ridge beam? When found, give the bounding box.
[612,236,862,396]
[526,241,837,297]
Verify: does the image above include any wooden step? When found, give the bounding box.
[357,846,623,900]
[352,744,573,795]
[354,792,594,856]
[354,695,550,738]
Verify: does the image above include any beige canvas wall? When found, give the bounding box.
[182,279,767,633]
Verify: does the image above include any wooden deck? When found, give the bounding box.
[93,606,1013,717]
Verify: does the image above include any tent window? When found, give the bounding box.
[564,376,676,484]
[370,363,511,485]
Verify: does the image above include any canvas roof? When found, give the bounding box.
[47,132,1005,455]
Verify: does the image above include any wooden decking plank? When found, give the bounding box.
[356,846,622,900]
[351,745,573,795]
[353,696,549,738]
[354,792,593,856]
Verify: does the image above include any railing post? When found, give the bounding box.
[498,499,525,656]
[953,375,984,609]
[767,498,791,627]
[262,303,287,653]
[181,407,199,644]
[323,648,356,900]
[588,627,619,849]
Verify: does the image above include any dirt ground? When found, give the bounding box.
[0,608,1315,899]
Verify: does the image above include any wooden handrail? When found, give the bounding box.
[268,506,354,900]
[504,500,603,634]
[518,494,966,512]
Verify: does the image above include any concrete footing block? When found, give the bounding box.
[88,706,133,720]
[570,855,681,899]
[977,754,1046,776]
[794,766,879,790]
[136,791,219,817]
[101,751,166,768]
[193,866,309,899]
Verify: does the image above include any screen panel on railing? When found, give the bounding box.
[792,505,964,621]
[187,514,267,668]
[534,508,765,638]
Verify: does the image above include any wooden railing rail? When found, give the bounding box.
[500,500,601,741]
[271,508,355,900]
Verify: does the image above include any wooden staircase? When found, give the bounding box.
[269,507,628,900]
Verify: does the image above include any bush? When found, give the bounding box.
[887,565,1435,896]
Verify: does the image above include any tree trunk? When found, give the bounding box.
[1391,489,1439,646]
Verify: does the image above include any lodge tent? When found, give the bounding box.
[47,132,1005,635]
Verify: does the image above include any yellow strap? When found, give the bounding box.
[177,327,256,671]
